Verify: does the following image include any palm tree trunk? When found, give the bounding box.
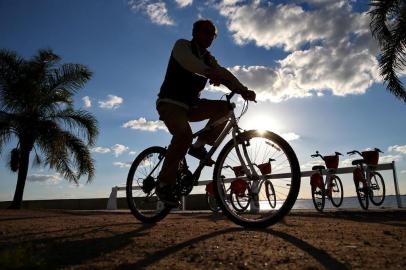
[8,143,31,209]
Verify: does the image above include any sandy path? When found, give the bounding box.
[0,209,405,269]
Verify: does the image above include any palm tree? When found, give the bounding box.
[369,0,406,103]
[0,49,99,209]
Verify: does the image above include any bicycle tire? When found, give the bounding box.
[126,146,172,223]
[369,172,385,206]
[355,178,369,210]
[265,180,276,208]
[330,175,344,208]
[230,190,250,212]
[206,191,220,212]
[213,130,301,228]
[311,185,325,212]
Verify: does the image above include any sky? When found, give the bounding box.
[0,0,405,202]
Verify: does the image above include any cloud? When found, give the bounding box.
[388,145,406,154]
[379,154,402,163]
[208,1,381,101]
[111,144,129,157]
[129,151,137,156]
[82,96,91,108]
[27,174,61,184]
[113,162,132,168]
[122,117,168,132]
[401,170,406,174]
[175,0,192,8]
[98,95,123,109]
[128,0,175,25]
[281,132,300,142]
[91,147,111,154]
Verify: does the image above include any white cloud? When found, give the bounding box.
[128,0,175,25]
[209,1,381,101]
[129,151,137,156]
[98,95,123,109]
[401,170,406,174]
[82,96,91,108]
[175,0,192,8]
[113,162,132,168]
[122,117,168,132]
[281,132,300,142]
[27,174,61,184]
[111,144,129,157]
[388,145,406,154]
[379,154,402,163]
[91,147,111,154]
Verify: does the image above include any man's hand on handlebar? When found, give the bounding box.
[241,89,256,102]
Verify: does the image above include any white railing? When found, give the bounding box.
[107,161,402,210]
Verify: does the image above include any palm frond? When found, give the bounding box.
[47,64,92,96]
[378,2,406,102]
[51,109,99,146]
[369,0,399,46]
[0,111,17,154]
[36,120,95,183]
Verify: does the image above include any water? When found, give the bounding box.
[292,195,405,210]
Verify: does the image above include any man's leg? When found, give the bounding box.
[189,99,229,146]
[156,102,193,186]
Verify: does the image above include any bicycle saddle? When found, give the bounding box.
[352,159,365,166]
[312,165,325,171]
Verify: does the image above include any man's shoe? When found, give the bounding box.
[188,146,215,166]
[155,184,179,207]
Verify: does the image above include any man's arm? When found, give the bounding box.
[206,54,248,93]
[172,39,212,77]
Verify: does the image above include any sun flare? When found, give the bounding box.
[240,114,285,133]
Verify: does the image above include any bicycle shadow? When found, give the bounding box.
[0,223,156,269]
[117,227,348,270]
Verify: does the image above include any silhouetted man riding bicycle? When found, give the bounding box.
[156,19,256,205]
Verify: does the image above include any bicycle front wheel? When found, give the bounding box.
[311,185,325,212]
[330,175,344,207]
[355,179,369,210]
[126,146,171,223]
[213,130,301,228]
[206,191,220,212]
[369,172,385,206]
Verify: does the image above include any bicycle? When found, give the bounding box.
[126,92,301,228]
[205,181,220,212]
[347,148,386,210]
[309,151,344,212]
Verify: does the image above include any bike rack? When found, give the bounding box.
[107,161,402,210]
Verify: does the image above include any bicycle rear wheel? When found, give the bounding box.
[213,130,301,228]
[126,146,171,223]
[369,172,385,206]
[330,175,343,207]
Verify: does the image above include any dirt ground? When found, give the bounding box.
[0,209,405,270]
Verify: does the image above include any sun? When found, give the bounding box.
[239,114,285,133]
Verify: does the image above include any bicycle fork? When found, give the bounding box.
[233,130,261,213]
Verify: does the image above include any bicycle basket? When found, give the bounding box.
[310,173,323,190]
[232,165,245,177]
[205,182,214,196]
[324,155,339,169]
[231,179,248,196]
[257,162,272,175]
[362,151,379,166]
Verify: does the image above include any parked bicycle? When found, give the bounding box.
[126,92,301,228]
[310,151,344,211]
[205,182,220,212]
[348,148,386,210]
